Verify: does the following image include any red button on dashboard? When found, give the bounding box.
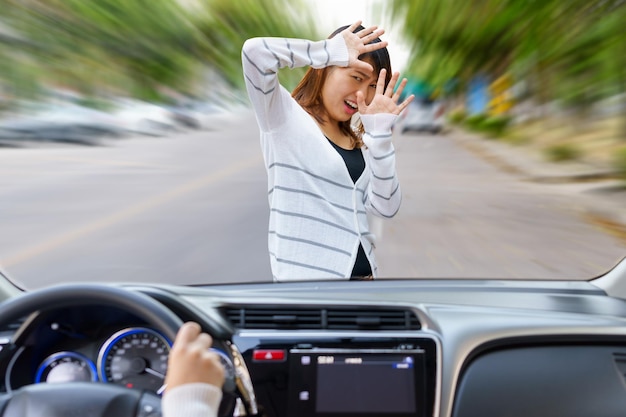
[253,349,286,361]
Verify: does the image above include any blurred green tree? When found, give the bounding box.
[0,0,316,101]
[387,0,626,125]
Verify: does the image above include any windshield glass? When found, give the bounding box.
[1,0,625,289]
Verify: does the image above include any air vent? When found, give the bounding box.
[225,307,323,329]
[327,309,420,330]
[223,307,420,331]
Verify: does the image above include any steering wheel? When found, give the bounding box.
[0,283,239,417]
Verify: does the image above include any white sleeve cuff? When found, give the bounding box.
[162,383,222,417]
[360,113,398,136]
[361,114,398,152]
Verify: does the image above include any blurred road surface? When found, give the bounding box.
[0,110,624,289]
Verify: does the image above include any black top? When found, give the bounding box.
[327,139,366,183]
[327,138,372,277]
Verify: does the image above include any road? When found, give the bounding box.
[376,128,625,279]
[0,110,624,289]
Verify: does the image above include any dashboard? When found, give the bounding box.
[2,274,626,417]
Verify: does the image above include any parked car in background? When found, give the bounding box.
[0,97,221,143]
[0,101,125,144]
[109,98,179,137]
[167,99,235,131]
[399,96,446,134]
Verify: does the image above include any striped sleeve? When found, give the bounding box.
[241,36,349,132]
[361,113,402,218]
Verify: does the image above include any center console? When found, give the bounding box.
[233,333,439,417]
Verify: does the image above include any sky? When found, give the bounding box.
[312,0,410,73]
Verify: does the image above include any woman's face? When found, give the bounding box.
[320,64,378,124]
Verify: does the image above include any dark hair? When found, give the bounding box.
[292,24,392,148]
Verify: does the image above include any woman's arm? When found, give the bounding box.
[361,113,402,218]
[358,69,414,218]
[241,35,348,131]
[241,22,387,132]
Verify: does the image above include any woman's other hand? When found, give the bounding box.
[357,69,414,116]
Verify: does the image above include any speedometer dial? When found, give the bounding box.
[97,327,171,392]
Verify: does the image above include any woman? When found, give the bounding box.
[242,21,413,281]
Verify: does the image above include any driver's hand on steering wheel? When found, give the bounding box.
[165,321,225,390]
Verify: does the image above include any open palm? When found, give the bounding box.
[358,69,414,116]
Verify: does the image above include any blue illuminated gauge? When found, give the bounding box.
[35,352,97,383]
[97,327,171,393]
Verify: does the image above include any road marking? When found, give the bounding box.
[1,156,261,268]
[447,255,463,272]
[15,154,177,170]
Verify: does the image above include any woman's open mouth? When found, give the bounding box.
[344,100,358,115]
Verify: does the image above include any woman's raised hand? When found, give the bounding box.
[357,69,414,116]
[341,21,413,116]
[341,21,387,74]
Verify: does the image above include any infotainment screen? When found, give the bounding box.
[288,348,426,417]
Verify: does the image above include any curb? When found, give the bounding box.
[448,127,626,242]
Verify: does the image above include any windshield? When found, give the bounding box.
[0,0,625,289]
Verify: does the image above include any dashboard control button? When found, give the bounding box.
[252,349,285,361]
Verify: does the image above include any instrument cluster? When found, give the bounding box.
[5,322,233,395]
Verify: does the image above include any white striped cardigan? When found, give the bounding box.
[242,34,401,281]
